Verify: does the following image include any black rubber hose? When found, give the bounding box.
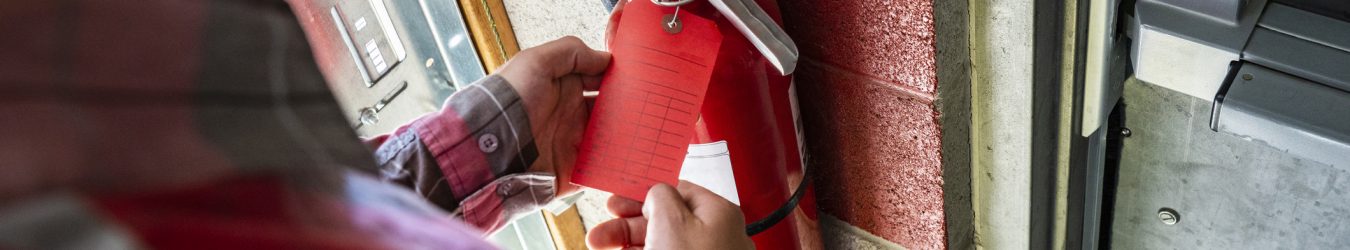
[744,159,812,236]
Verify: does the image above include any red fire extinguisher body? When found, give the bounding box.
[606,0,818,248]
[679,1,816,249]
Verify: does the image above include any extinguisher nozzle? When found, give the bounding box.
[709,0,799,76]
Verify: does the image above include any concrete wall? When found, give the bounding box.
[967,0,1033,249]
[502,0,608,50]
[780,0,973,249]
[935,0,975,249]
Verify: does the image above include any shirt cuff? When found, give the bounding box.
[458,173,557,233]
[413,75,538,201]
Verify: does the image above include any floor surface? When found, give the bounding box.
[1110,78,1350,249]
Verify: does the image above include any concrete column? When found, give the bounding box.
[968,0,1033,249]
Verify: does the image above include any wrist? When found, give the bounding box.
[498,73,553,146]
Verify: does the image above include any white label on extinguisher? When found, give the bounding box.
[678,141,740,206]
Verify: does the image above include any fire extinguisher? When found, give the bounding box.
[607,0,819,249]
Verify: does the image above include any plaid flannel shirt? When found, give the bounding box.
[0,0,553,249]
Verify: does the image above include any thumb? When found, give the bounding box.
[586,216,647,249]
[642,183,690,245]
[643,183,689,222]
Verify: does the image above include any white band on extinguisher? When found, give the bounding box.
[678,141,741,206]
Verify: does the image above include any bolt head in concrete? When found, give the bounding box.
[1158,208,1180,225]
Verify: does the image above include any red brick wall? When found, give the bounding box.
[780,0,954,249]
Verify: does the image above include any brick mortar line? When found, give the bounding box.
[799,58,938,103]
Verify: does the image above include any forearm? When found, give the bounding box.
[363,75,555,233]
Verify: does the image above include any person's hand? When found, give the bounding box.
[495,36,611,196]
[587,181,755,250]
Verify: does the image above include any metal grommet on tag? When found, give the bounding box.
[662,14,683,34]
[653,0,688,34]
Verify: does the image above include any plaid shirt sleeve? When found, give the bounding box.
[0,0,543,247]
[365,75,556,233]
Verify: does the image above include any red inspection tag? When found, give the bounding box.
[571,1,723,201]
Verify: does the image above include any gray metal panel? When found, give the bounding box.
[1152,0,1244,24]
[1273,0,1350,22]
[1243,27,1350,93]
[341,0,466,134]
[413,0,487,91]
[1075,126,1109,250]
[384,0,476,101]
[1135,0,1265,52]
[1260,3,1350,53]
[1214,63,1350,167]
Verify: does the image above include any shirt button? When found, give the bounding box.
[478,133,499,153]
